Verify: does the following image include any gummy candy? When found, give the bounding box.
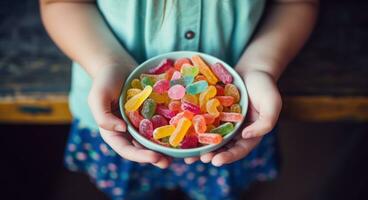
[149,59,173,74]
[199,85,217,112]
[182,94,199,105]
[125,86,152,112]
[149,92,169,104]
[216,96,235,107]
[169,118,192,147]
[219,112,243,122]
[206,98,221,118]
[198,133,223,145]
[170,76,194,87]
[202,113,216,125]
[127,88,142,100]
[181,64,199,77]
[186,80,208,95]
[210,62,233,84]
[224,84,240,103]
[140,76,155,88]
[153,125,175,140]
[168,100,182,112]
[192,115,207,133]
[191,55,218,85]
[156,104,178,119]
[168,84,186,100]
[215,84,225,96]
[169,110,194,126]
[131,78,142,89]
[174,58,192,71]
[140,98,157,119]
[139,119,153,138]
[171,71,182,80]
[151,114,168,129]
[181,101,201,114]
[230,104,241,113]
[127,111,144,128]
[181,135,199,149]
[153,79,170,94]
[210,122,234,136]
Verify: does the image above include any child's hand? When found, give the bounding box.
[88,66,172,169]
[185,70,282,166]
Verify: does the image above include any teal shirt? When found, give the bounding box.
[70,0,265,130]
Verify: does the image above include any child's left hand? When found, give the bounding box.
[184,70,282,166]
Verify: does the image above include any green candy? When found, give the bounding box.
[170,76,194,87]
[141,77,155,88]
[140,98,157,119]
[181,65,199,77]
[186,80,208,95]
[210,122,234,136]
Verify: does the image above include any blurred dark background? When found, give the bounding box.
[1,0,368,200]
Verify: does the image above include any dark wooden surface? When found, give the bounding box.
[0,0,367,97]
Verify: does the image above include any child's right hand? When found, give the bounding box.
[88,65,171,169]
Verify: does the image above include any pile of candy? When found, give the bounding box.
[124,55,244,149]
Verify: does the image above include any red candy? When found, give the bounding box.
[149,59,174,74]
[169,110,194,126]
[156,104,178,119]
[168,100,182,112]
[181,101,201,114]
[153,79,170,94]
[174,58,192,71]
[219,112,244,122]
[181,135,199,149]
[215,84,225,96]
[127,111,144,128]
[210,62,233,84]
[216,96,235,107]
[139,119,153,138]
[198,133,223,145]
[192,115,207,133]
[151,114,168,129]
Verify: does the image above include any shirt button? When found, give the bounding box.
[185,30,195,40]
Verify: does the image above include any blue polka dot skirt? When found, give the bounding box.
[65,119,279,200]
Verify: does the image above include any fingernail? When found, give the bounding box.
[242,130,253,139]
[115,124,126,132]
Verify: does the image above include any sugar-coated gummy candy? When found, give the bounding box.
[182,94,198,105]
[210,122,234,136]
[166,67,177,80]
[219,112,243,122]
[148,59,173,74]
[139,119,153,139]
[153,125,175,140]
[198,133,223,145]
[230,104,241,113]
[181,64,199,77]
[140,98,157,119]
[168,84,186,100]
[170,76,194,87]
[131,78,142,89]
[181,101,201,114]
[127,111,144,128]
[181,135,198,149]
[186,80,208,95]
[169,118,192,147]
[191,55,218,85]
[206,124,216,132]
[127,88,142,100]
[156,104,178,119]
[140,76,155,88]
[171,71,182,80]
[215,84,225,96]
[199,85,217,112]
[192,115,207,133]
[125,86,152,112]
[202,113,216,125]
[206,98,221,118]
[169,110,194,126]
[195,75,207,82]
[153,79,170,94]
[224,84,240,103]
[210,62,233,84]
[216,96,234,107]
[140,73,167,82]
[174,58,192,71]
[168,100,182,112]
[149,92,169,104]
[151,114,168,129]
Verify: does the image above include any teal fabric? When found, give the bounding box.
[69,0,266,130]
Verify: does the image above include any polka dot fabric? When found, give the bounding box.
[65,119,278,200]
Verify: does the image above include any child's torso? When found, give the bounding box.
[70,0,266,129]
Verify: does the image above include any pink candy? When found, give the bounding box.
[168,85,186,100]
[181,135,198,149]
[156,104,178,119]
[151,114,168,129]
[153,79,170,94]
[139,119,153,138]
[171,71,182,80]
[148,59,174,74]
[181,101,201,114]
[210,63,233,84]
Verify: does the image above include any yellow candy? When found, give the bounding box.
[149,92,169,104]
[127,88,142,100]
[169,118,192,147]
[199,86,217,112]
[182,94,199,105]
[206,98,221,117]
[124,86,152,112]
[191,55,218,85]
[140,73,167,82]
[153,125,175,140]
[131,78,142,89]
[230,104,242,113]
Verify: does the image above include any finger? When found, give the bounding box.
[200,152,215,163]
[152,156,172,169]
[211,137,262,167]
[100,128,160,163]
[184,157,200,164]
[88,89,126,132]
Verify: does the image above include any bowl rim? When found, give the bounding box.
[119,51,248,154]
